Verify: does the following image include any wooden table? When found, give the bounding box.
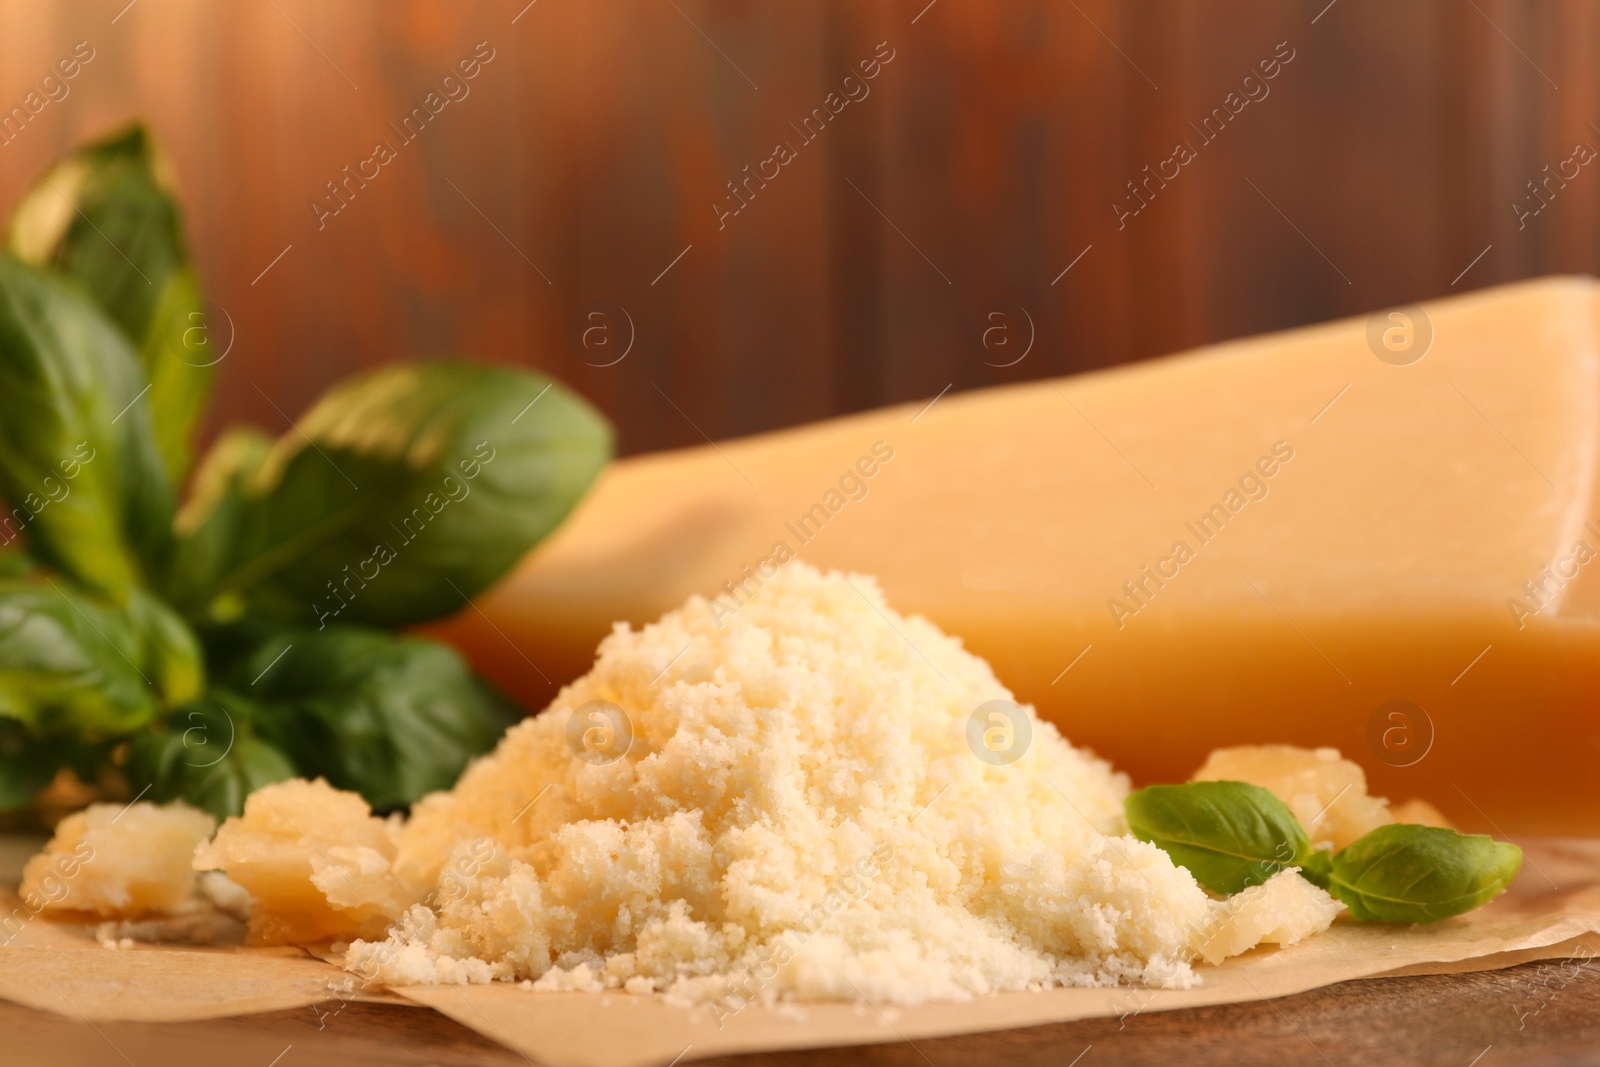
[6,958,1597,1067]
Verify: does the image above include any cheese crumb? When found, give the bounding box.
[20,801,214,917]
[1191,745,1394,851]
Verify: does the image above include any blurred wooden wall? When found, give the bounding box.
[2,0,1598,458]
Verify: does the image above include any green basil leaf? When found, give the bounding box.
[0,742,53,811]
[0,546,32,579]
[126,587,204,708]
[1324,823,1523,923]
[189,617,289,681]
[1,721,70,812]
[185,360,611,627]
[7,123,212,483]
[0,254,174,594]
[0,724,111,814]
[1299,847,1334,890]
[0,578,158,736]
[231,626,518,811]
[1123,780,1310,895]
[164,426,272,614]
[126,693,295,819]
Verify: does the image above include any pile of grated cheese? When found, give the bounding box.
[326,563,1336,1004]
[27,563,1342,1006]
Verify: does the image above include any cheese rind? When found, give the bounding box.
[433,277,1600,835]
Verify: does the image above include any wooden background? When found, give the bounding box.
[1,0,1597,458]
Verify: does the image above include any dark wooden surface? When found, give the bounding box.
[4,1,1600,460]
[5,959,1599,1066]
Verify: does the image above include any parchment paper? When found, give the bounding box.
[3,837,1597,1066]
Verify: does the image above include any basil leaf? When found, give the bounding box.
[0,721,75,812]
[1299,847,1334,890]
[185,361,611,627]
[1124,780,1310,894]
[7,123,211,483]
[0,724,111,813]
[126,693,295,818]
[1324,823,1523,923]
[164,426,272,614]
[0,254,174,594]
[0,734,53,811]
[0,578,158,736]
[0,547,32,579]
[0,577,196,741]
[126,587,204,709]
[189,617,288,681]
[231,626,518,811]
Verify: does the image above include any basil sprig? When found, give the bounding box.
[0,124,612,819]
[1123,780,1523,923]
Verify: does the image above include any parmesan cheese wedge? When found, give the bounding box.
[433,276,1600,835]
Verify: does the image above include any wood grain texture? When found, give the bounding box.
[2,958,1597,1066]
[2,0,1595,461]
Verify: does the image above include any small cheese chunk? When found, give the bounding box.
[1191,870,1344,965]
[1390,798,1454,829]
[1192,745,1393,851]
[194,778,421,944]
[20,801,215,917]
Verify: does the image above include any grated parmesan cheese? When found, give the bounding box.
[325,563,1337,1004]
